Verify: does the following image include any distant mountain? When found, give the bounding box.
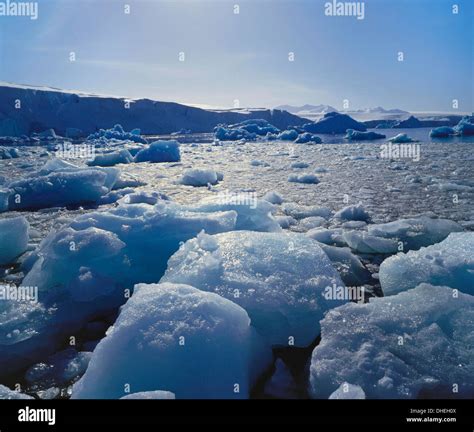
[275,104,339,115]
[365,106,409,114]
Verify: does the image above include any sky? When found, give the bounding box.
[0,0,472,111]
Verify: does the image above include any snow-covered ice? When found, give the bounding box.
[72,283,271,399]
[343,231,399,254]
[379,232,473,296]
[310,284,474,399]
[162,231,347,346]
[179,168,223,187]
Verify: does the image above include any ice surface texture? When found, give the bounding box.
[309,284,474,399]
[0,216,29,265]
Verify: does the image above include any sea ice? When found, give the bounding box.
[87,149,134,167]
[429,126,456,138]
[344,129,385,141]
[309,284,474,399]
[179,169,222,186]
[87,124,147,144]
[162,231,347,346]
[71,283,271,399]
[454,117,474,136]
[263,191,284,205]
[343,231,399,254]
[134,140,180,163]
[282,203,332,220]
[0,216,29,265]
[277,130,299,141]
[387,133,417,143]
[288,173,320,184]
[379,232,473,296]
[334,204,370,222]
[294,133,322,144]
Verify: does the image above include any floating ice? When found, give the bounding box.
[334,204,370,222]
[303,112,366,134]
[72,283,271,399]
[309,284,474,399]
[0,216,29,265]
[228,119,279,136]
[87,149,134,167]
[0,147,20,159]
[87,124,147,144]
[121,391,176,400]
[162,231,347,346]
[387,133,417,143]
[134,140,180,163]
[0,385,33,400]
[306,227,345,246]
[393,116,422,128]
[263,191,284,205]
[379,232,474,296]
[429,126,456,138]
[179,169,223,187]
[297,216,327,231]
[250,159,270,167]
[214,126,256,141]
[343,231,399,254]
[454,117,474,136]
[368,216,463,251]
[277,129,299,141]
[282,203,332,220]
[288,173,319,184]
[290,161,309,169]
[329,383,366,399]
[294,133,322,144]
[344,129,386,141]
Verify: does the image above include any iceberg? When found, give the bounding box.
[179,169,223,187]
[344,129,386,141]
[303,112,366,134]
[294,133,322,144]
[379,232,474,296]
[72,283,271,399]
[227,119,279,136]
[387,133,418,143]
[214,126,256,141]
[309,284,474,399]
[277,129,299,141]
[429,126,456,138]
[134,140,180,163]
[454,117,474,136]
[393,116,422,128]
[0,216,29,265]
[162,231,347,347]
[87,124,147,144]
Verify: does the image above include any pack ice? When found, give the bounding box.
[309,284,474,399]
[72,283,272,399]
[162,231,347,347]
[379,232,473,296]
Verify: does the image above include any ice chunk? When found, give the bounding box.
[7,168,118,210]
[263,191,284,205]
[387,133,417,143]
[134,140,180,163]
[87,149,133,167]
[288,173,319,184]
[277,130,298,141]
[87,124,147,144]
[290,161,310,169]
[309,284,474,399]
[343,231,399,254]
[162,231,347,346]
[429,126,456,138]
[329,383,365,399]
[121,391,176,400]
[454,117,474,136]
[368,216,463,251]
[0,385,33,400]
[294,133,322,144]
[344,129,385,140]
[214,126,256,141]
[0,216,29,265]
[334,204,370,222]
[282,203,332,220]
[297,216,327,231]
[0,189,9,212]
[179,169,222,186]
[72,283,271,399]
[303,112,366,134]
[379,232,474,296]
[192,195,281,232]
[227,119,279,136]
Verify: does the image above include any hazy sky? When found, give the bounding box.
[0,0,472,111]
